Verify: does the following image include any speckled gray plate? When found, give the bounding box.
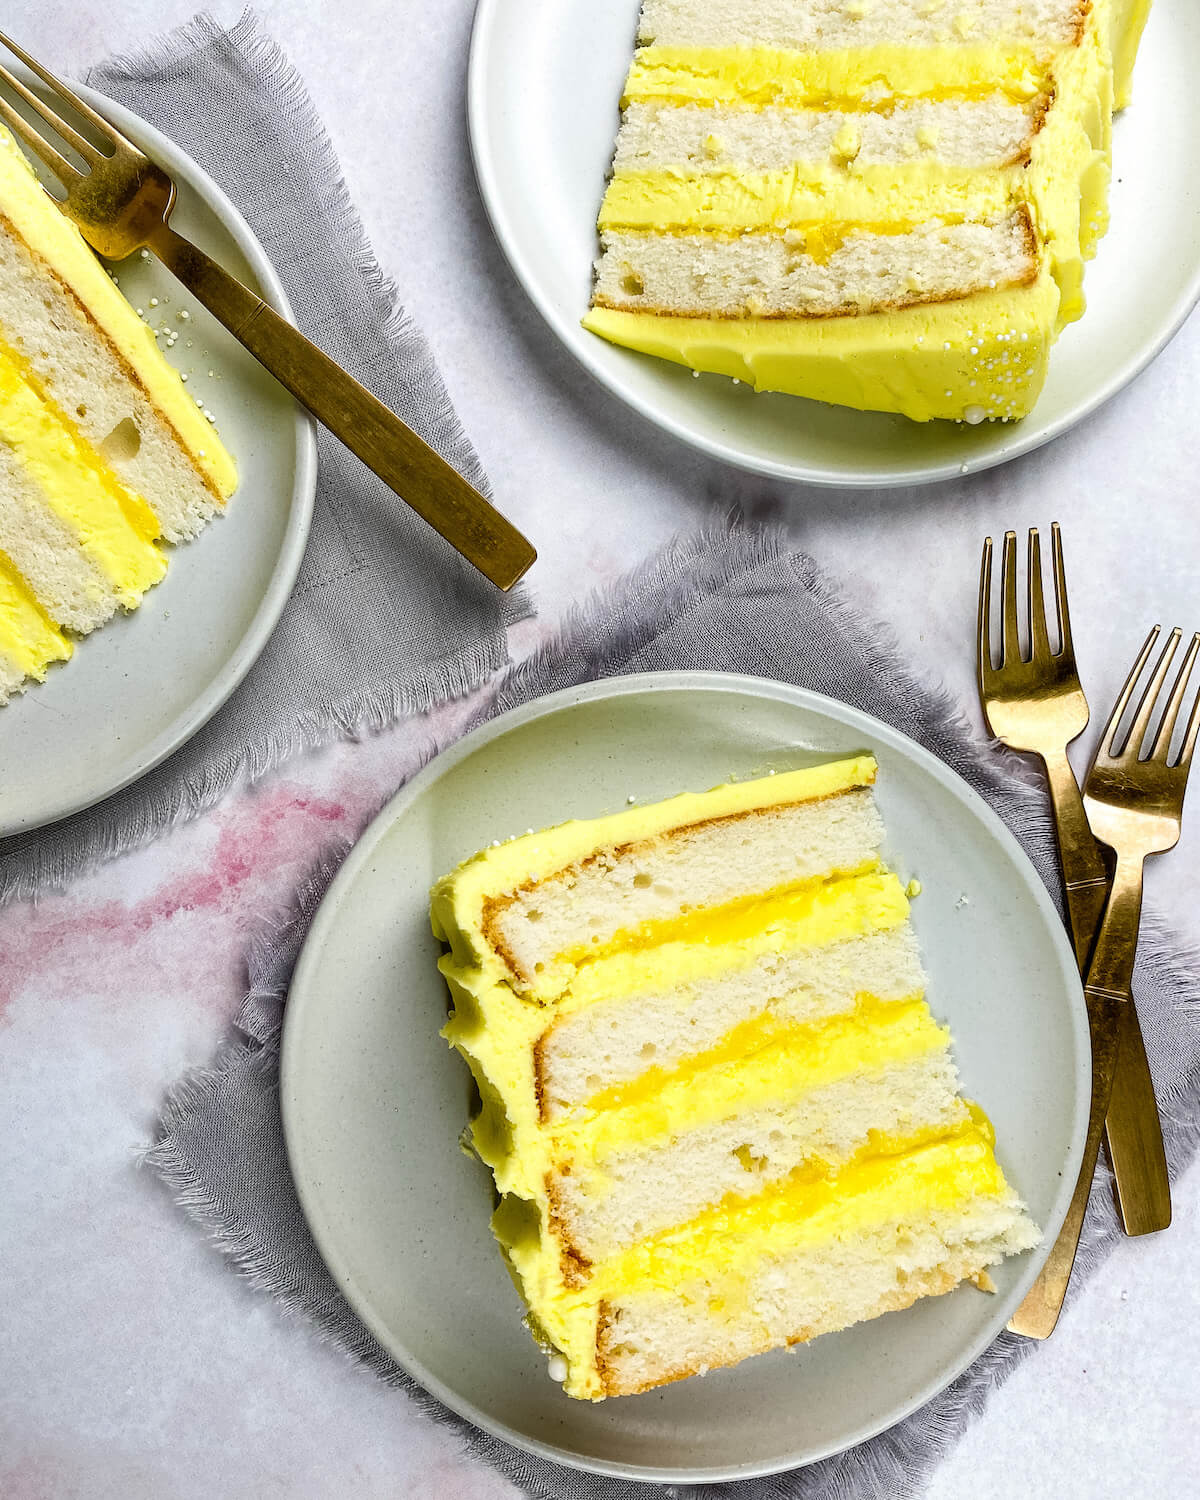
[469,0,1200,486]
[0,75,316,837]
[281,673,1088,1483]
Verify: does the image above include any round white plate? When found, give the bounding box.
[281,673,1088,1483]
[0,78,316,837]
[468,0,1200,487]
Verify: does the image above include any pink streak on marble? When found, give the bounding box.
[0,774,381,1029]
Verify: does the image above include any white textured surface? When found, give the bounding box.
[0,1,1197,1496]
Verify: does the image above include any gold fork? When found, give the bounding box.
[1009,625,1199,1338]
[0,34,536,591]
[978,527,1169,1245]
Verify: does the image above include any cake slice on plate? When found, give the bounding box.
[584,0,1152,422]
[433,757,1039,1400]
[0,121,237,705]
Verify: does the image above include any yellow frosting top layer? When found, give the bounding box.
[431,754,878,986]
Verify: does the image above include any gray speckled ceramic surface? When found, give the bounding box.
[281,673,1088,1483]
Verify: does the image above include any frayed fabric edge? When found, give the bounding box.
[139,522,1200,1500]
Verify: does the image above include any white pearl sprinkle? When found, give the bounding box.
[149,297,158,307]
[180,373,188,381]
[548,1356,569,1383]
[178,309,190,321]
[964,404,986,425]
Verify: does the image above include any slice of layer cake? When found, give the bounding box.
[433,756,1039,1400]
[583,0,1152,422]
[0,122,237,706]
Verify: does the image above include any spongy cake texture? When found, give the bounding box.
[584,0,1152,421]
[0,121,237,707]
[433,758,1040,1400]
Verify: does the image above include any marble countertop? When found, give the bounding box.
[1,3,1197,1496]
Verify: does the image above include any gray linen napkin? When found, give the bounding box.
[148,526,1200,1500]
[0,13,528,904]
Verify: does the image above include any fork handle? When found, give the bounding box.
[1041,749,1109,969]
[1006,983,1123,1339]
[1087,853,1171,1236]
[1008,856,1164,1337]
[1042,752,1168,1235]
[145,222,535,591]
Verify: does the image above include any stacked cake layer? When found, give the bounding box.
[434,757,1039,1400]
[584,0,1152,421]
[0,122,237,706]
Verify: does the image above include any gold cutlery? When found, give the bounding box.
[978,527,1169,1244]
[0,34,536,592]
[1008,625,1199,1338]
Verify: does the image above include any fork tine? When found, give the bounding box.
[0,59,102,163]
[1099,625,1160,759]
[977,536,995,685]
[1001,530,1020,664]
[1050,522,1075,663]
[1177,647,1200,775]
[1124,628,1181,760]
[1155,631,1200,767]
[1028,528,1051,659]
[0,92,77,183]
[0,29,131,148]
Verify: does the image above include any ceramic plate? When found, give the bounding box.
[468,0,1200,487]
[0,76,316,837]
[281,673,1088,1483]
